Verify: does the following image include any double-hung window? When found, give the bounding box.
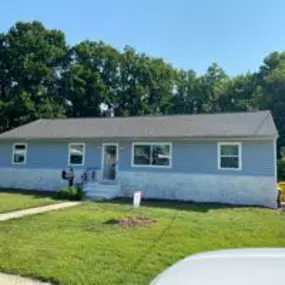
[218,142,241,170]
[132,143,172,167]
[68,143,85,165]
[12,143,27,164]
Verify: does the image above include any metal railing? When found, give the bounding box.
[81,167,120,187]
[81,167,99,184]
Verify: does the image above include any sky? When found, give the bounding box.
[1,0,285,76]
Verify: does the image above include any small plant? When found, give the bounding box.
[56,186,84,201]
[76,187,84,200]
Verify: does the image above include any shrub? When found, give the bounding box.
[68,186,78,200]
[76,187,84,200]
[56,187,70,200]
[278,160,285,181]
[56,186,84,201]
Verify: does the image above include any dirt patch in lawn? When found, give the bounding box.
[105,216,156,228]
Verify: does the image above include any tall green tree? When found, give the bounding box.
[221,73,256,112]
[0,21,68,131]
[252,52,285,153]
[1,20,285,157]
[115,46,149,116]
[60,41,120,117]
[170,70,200,114]
[199,63,230,112]
[116,46,176,116]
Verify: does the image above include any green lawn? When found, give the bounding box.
[0,190,57,213]
[1,200,285,285]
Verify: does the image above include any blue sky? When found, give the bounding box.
[1,0,285,76]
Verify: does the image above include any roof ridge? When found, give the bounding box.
[39,110,270,121]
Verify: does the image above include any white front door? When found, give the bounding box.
[102,143,118,180]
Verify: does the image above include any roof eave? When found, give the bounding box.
[0,135,278,141]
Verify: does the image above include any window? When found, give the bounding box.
[218,142,241,170]
[132,143,172,167]
[12,143,27,164]
[68,143,85,165]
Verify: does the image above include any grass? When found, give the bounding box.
[0,189,57,213]
[1,199,285,285]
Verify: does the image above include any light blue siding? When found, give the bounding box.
[29,142,68,169]
[0,141,101,169]
[0,138,276,207]
[119,140,274,176]
[0,139,274,176]
[0,143,11,167]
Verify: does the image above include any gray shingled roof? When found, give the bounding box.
[0,111,278,140]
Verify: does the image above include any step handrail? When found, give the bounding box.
[82,167,100,184]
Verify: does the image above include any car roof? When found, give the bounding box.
[151,248,285,285]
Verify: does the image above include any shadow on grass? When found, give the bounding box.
[0,188,270,212]
[97,197,268,213]
[0,188,58,200]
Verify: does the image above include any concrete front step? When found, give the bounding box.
[83,181,121,200]
[85,190,119,200]
[85,192,118,200]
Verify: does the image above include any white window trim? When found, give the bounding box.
[68,142,85,166]
[131,142,172,168]
[217,142,242,171]
[12,142,27,165]
[101,142,119,175]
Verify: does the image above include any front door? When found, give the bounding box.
[102,144,118,180]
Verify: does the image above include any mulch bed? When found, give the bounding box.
[105,216,156,228]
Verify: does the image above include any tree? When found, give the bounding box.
[199,63,230,113]
[253,54,285,155]
[221,73,256,112]
[115,46,149,116]
[2,20,285,158]
[170,69,200,114]
[0,21,68,131]
[60,40,120,117]
[61,64,107,117]
[116,46,177,116]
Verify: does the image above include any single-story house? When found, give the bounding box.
[0,110,278,207]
